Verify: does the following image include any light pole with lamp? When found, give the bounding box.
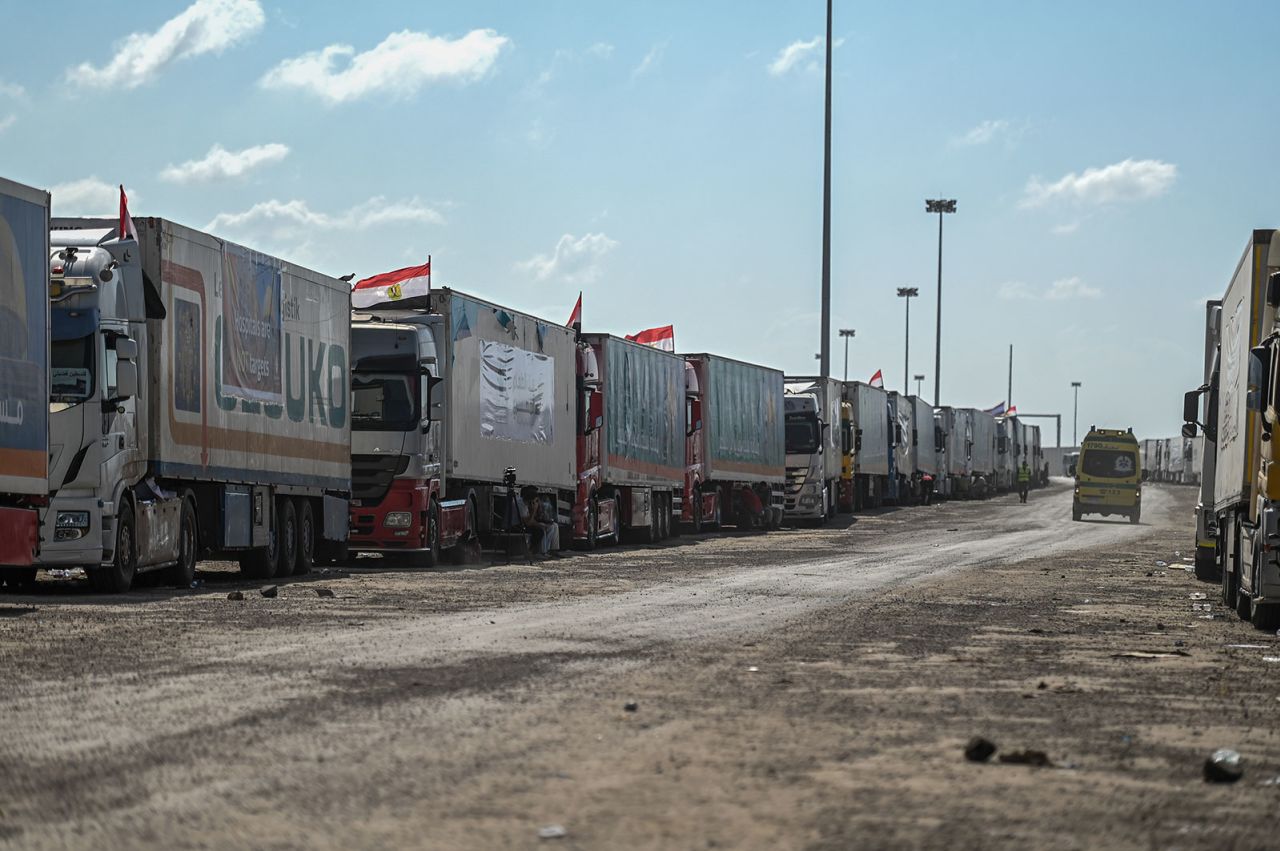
[925,198,956,406]
[839,328,855,382]
[914,374,925,397]
[1071,381,1082,446]
[897,287,918,395]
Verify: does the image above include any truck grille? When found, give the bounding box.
[785,466,807,498]
[351,454,408,504]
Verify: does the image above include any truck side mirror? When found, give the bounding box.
[1269,271,1280,309]
[114,360,138,400]
[115,337,138,360]
[425,375,443,426]
[1182,389,1200,425]
[1068,464,1076,477]
[1142,469,1150,481]
[1182,422,1197,439]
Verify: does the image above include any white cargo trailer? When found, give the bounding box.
[40,217,351,591]
[426,288,578,536]
[844,381,890,509]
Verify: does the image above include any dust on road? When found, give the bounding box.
[2,482,1277,850]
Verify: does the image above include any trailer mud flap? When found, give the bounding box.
[0,505,38,566]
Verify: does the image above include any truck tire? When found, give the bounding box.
[1129,511,1140,525]
[166,496,198,588]
[1236,556,1254,621]
[579,499,599,551]
[239,506,280,579]
[1071,502,1082,522]
[669,493,682,538]
[276,498,298,577]
[90,503,136,594]
[691,494,703,535]
[295,499,315,576]
[1250,595,1280,630]
[420,499,441,568]
[2,568,37,591]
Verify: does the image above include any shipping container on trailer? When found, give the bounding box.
[843,381,890,509]
[911,395,938,479]
[969,409,998,494]
[0,176,50,576]
[39,216,351,591]
[682,353,785,528]
[576,333,685,545]
[426,287,578,537]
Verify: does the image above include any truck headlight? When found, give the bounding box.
[56,511,90,529]
[384,512,412,528]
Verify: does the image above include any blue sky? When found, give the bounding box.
[2,0,1275,443]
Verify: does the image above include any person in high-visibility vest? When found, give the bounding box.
[1017,462,1032,503]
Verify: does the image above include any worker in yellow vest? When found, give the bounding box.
[1017,462,1032,504]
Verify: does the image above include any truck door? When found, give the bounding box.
[100,333,139,495]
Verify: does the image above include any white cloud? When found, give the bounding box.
[768,36,824,76]
[632,42,667,79]
[517,233,618,284]
[1021,158,1177,208]
[586,42,615,59]
[0,115,14,134]
[998,281,1034,300]
[259,28,508,105]
[160,142,289,183]
[953,119,1010,146]
[0,80,24,99]
[999,277,1100,301]
[49,177,130,216]
[1046,276,1101,300]
[206,196,445,234]
[66,0,264,89]
[1051,221,1081,236]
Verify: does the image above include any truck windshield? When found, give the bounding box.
[351,372,417,432]
[1081,448,1137,479]
[786,415,819,454]
[50,335,94,403]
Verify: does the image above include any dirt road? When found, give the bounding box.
[3,482,1278,849]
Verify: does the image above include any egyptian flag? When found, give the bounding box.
[869,369,884,389]
[352,259,431,308]
[983,401,1007,416]
[567,292,582,330]
[118,185,138,242]
[626,325,675,352]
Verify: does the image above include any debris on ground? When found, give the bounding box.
[538,824,567,839]
[1111,650,1191,659]
[998,749,1053,767]
[315,588,335,598]
[1203,749,1243,783]
[260,585,278,599]
[226,591,244,601]
[964,737,997,763]
[624,701,638,712]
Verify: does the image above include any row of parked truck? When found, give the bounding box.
[1139,436,1204,485]
[1182,229,1280,628]
[0,176,1046,592]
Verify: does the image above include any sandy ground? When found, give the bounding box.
[2,481,1278,849]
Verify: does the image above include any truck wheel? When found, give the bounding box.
[421,499,441,568]
[1129,511,1140,525]
[1251,599,1280,631]
[1236,559,1254,621]
[276,498,298,577]
[239,506,280,579]
[167,497,198,588]
[1194,547,1219,583]
[3,568,37,591]
[669,494,682,538]
[1071,502,1082,522]
[90,503,136,594]
[658,494,671,539]
[691,495,703,535]
[295,499,316,576]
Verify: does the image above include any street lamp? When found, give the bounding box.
[839,328,855,382]
[925,198,957,407]
[818,0,834,378]
[914,374,925,397]
[897,287,919,395]
[1071,381,1082,446]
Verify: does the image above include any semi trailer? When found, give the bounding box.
[0,177,50,586]
[844,381,890,509]
[682,353,785,528]
[40,216,351,591]
[783,376,844,524]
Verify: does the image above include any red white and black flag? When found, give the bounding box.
[118,185,138,243]
[567,292,582,329]
[869,369,884,389]
[626,324,675,352]
[352,259,431,309]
